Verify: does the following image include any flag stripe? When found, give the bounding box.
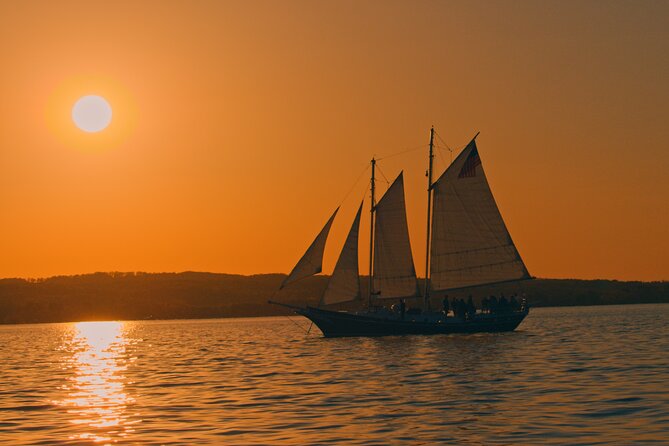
[458,147,481,178]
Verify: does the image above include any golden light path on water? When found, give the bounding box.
[54,321,137,443]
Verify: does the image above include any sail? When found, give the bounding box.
[280,208,338,289]
[430,138,530,291]
[321,202,363,305]
[373,172,419,299]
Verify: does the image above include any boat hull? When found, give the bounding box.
[297,307,528,338]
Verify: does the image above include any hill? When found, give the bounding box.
[0,272,667,324]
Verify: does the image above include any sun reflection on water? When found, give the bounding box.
[55,321,137,443]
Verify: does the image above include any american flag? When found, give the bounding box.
[458,145,481,178]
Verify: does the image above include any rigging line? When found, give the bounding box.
[337,162,370,206]
[433,143,452,151]
[434,130,454,164]
[435,144,449,170]
[286,313,311,334]
[268,289,311,335]
[433,129,451,148]
[351,185,368,211]
[359,185,368,202]
[375,163,391,185]
[376,143,428,161]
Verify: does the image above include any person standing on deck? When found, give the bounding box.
[456,299,466,319]
[466,295,476,319]
[442,295,450,316]
[500,294,509,312]
[482,296,489,314]
[490,295,499,314]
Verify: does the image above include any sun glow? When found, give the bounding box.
[44,75,137,151]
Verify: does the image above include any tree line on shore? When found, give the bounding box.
[0,271,667,324]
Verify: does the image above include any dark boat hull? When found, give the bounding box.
[297,307,528,338]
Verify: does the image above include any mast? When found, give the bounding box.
[424,127,434,311]
[368,157,376,308]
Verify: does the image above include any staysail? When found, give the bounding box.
[280,208,339,289]
[373,172,419,299]
[321,201,363,305]
[429,138,530,291]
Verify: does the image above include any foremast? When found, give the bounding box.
[424,127,434,311]
[367,157,376,308]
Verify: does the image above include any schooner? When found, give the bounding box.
[271,128,532,337]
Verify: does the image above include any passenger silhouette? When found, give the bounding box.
[489,295,498,314]
[466,295,476,319]
[500,294,508,312]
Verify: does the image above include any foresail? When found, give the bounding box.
[430,138,530,291]
[281,208,338,289]
[321,201,363,305]
[373,172,419,299]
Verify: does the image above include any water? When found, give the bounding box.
[0,304,668,445]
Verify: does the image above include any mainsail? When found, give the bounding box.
[429,138,530,291]
[321,202,363,305]
[373,172,419,299]
[280,208,338,289]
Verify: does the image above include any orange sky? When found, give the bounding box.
[1,1,667,281]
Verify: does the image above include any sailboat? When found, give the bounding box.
[270,128,532,337]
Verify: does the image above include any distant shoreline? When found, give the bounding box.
[1,272,667,325]
[1,302,668,327]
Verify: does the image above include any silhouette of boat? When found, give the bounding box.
[271,128,531,337]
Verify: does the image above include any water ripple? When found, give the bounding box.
[0,304,667,444]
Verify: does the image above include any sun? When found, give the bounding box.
[72,95,112,133]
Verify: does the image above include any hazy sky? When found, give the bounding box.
[1,0,667,280]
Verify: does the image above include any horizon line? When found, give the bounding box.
[1,271,667,284]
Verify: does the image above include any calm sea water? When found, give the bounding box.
[0,304,667,445]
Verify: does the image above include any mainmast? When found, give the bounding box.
[424,127,434,311]
[368,157,376,308]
